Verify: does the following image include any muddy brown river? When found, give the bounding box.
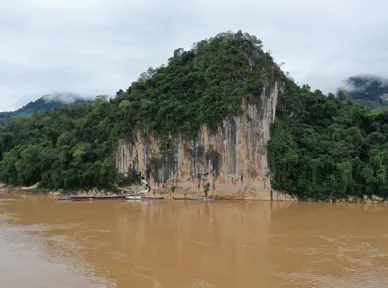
[0,194,387,288]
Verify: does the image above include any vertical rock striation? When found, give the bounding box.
[115,80,282,197]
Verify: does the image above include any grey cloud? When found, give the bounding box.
[1,0,388,110]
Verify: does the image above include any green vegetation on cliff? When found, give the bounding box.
[113,31,278,138]
[0,31,278,190]
[1,30,388,201]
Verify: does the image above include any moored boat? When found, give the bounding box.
[94,195,126,200]
[142,195,164,200]
[58,194,129,201]
[70,196,95,201]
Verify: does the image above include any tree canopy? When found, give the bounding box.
[0,31,279,191]
[268,80,388,200]
[1,30,388,200]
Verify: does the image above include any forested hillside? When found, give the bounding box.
[268,81,388,200]
[0,31,279,191]
[0,93,95,124]
[1,30,388,200]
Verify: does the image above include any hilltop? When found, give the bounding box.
[0,93,101,124]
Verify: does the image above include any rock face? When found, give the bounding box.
[115,80,282,196]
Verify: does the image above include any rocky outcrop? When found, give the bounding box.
[115,80,286,198]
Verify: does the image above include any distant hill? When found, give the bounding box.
[0,93,103,124]
[344,75,388,108]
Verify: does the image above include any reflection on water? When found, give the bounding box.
[0,194,387,288]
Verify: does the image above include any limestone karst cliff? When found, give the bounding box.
[3,30,384,201]
[0,30,294,196]
[115,79,282,196]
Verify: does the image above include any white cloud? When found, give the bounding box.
[1,0,388,110]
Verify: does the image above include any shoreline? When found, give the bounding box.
[1,185,388,204]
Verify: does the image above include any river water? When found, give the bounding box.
[0,194,387,288]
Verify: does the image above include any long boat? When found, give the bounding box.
[125,195,165,201]
[57,195,127,201]
[57,194,164,202]
[172,196,215,201]
[94,195,126,200]
[142,195,164,200]
[70,195,95,201]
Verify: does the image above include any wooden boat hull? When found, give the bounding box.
[58,194,160,201]
[59,195,128,201]
[142,196,164,200]
[94,195,126,200]
[71,196,95,201]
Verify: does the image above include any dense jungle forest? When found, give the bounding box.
[1,30,388,200]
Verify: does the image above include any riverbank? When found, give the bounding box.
[0,184,296,201]
[1,182,387,204]
[309,195,388,205]
[0,184,131,197]
[169,190,297,201]
[0,181,297,201]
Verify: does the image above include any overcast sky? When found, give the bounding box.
[1,0,388,111]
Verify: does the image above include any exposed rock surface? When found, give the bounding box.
[115,80,293,200]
